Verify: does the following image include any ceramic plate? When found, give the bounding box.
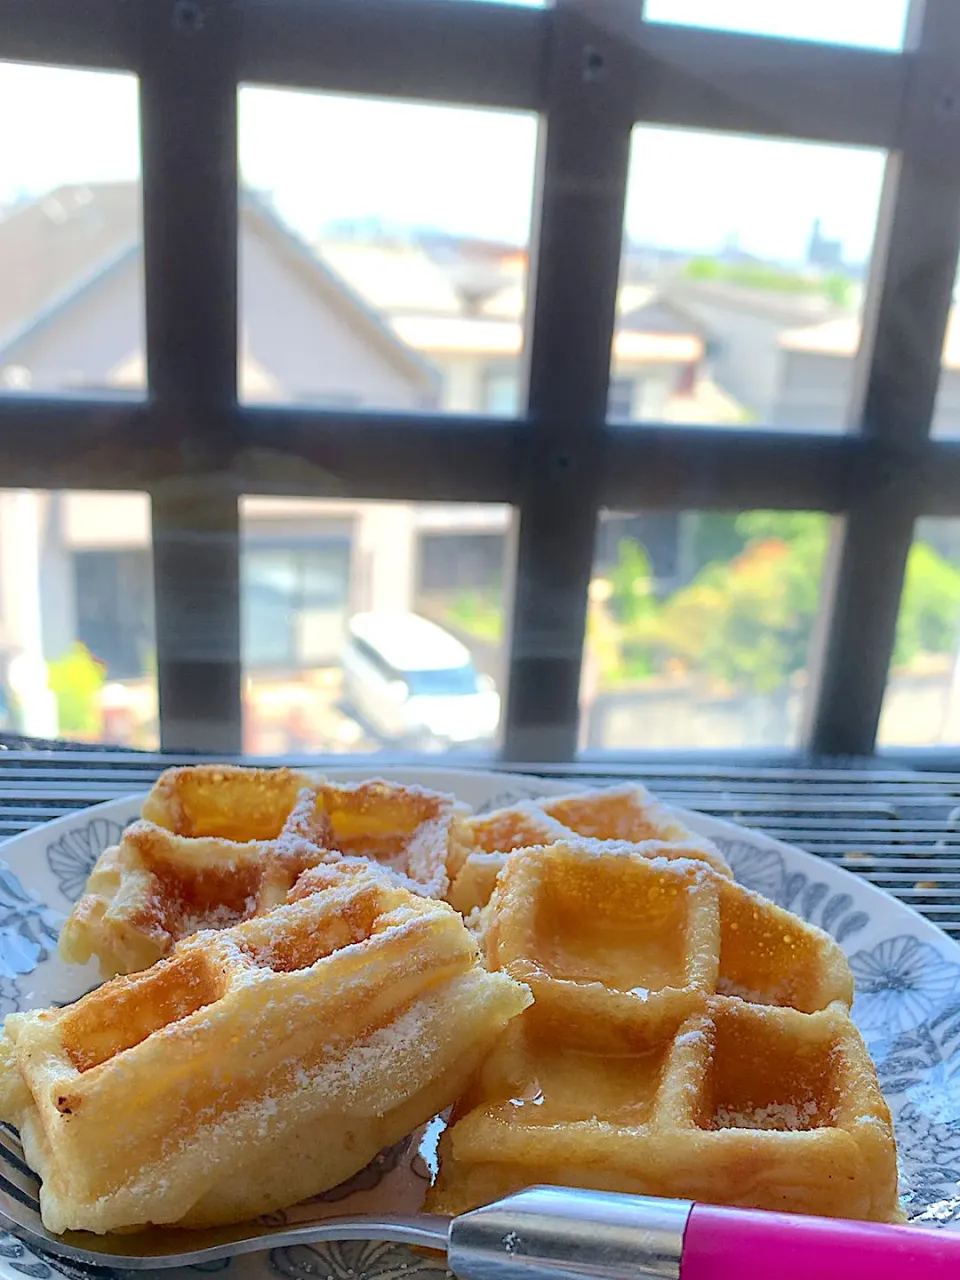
[0,766,957,1280]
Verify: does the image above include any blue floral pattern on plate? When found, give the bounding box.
[0,770,953,1278]
[46,819,129,903]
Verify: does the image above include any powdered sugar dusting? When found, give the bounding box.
[717,976,772,1004]
[714,1098,820,1131]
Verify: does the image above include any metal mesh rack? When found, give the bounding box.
[2,751,959,939]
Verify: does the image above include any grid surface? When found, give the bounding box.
[0,749,958,938]
[3,0,960,761]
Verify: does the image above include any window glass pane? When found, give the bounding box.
[878,519,960,746]
[581,509,829,750]
[238,88,538,416]
[643,0,908,51]
[613,127,886,432]
[931,265,960,437]
[0,63,144,398]
[0,490,157,748]
[240,498,512,754]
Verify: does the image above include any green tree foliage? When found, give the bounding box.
[443,591,504,643]
[608,538,656,627]
[651,514,825,693]
[47,643,106,736]
[894,542,960,667]
[606,539,659,677]
[603,514,960,693]
[681,258,853,307]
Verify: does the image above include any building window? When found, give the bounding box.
[74,549,154,680]
[241,541,352,672]
[607,377,635,420]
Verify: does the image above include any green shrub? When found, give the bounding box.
[47,643,106,736]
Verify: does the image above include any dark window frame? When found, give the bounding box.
[2,0,960,762]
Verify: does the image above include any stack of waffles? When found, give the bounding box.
[0,765,901,1234]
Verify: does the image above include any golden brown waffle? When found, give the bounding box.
[447,783,731,914]
[61,768,466,976]
[142,765,317,842]
[290,777,467,899]
[428,842,900,1223]
[445,801,571,915]
[2,870,531,1234]
[58,820,335,977]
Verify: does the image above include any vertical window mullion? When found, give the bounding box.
[803,0,960,757]
[502,1,633,762]
[140,1,242,753]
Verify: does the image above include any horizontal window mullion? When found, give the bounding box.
[0,0,135,71]
[236,0,545,112]
[4,404,960,517]
[629,22,905,148]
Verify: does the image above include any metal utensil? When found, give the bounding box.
[0,1125,957,1278]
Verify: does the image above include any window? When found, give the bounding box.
[237,88,538,417]
[239,499,512,754]
[581,510,829,750]
[0,490,157,748]
[613,128,886,431]
[4,3,959,762]
[642,0,909,51]
[0,62,144,399]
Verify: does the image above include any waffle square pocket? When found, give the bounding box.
[484,842,720,1030]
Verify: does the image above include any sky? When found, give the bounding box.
[0,0,908,265]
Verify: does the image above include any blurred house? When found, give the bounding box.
[776,309,960,434]
[0,183,720,741]
[318,232,719,421]
[660,272,845,424]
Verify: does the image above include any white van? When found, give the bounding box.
[341,612,500,747]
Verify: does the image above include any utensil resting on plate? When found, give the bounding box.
[0,1150,954,1280]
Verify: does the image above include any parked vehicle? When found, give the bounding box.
[341,612,500,747]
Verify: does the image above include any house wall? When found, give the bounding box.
[609,360,677,420]
[772,348,852,431]
[420,351,522,414]
[932,368,960,438]
[426,350,681,419]
[240,233,431,410]
[3,255,144,393]
[767,348,960,436]
[663,288,790,420]
[39,496,76,663]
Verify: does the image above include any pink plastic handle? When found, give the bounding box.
[682,1203,960,1279]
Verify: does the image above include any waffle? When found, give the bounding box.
[61,767,465,976]
[1,870,531,1234]
[428,842,900,1224]
[141,765,316,842]
[292,777,467,899]
[447,783,731,914]
[58,820,331,977]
